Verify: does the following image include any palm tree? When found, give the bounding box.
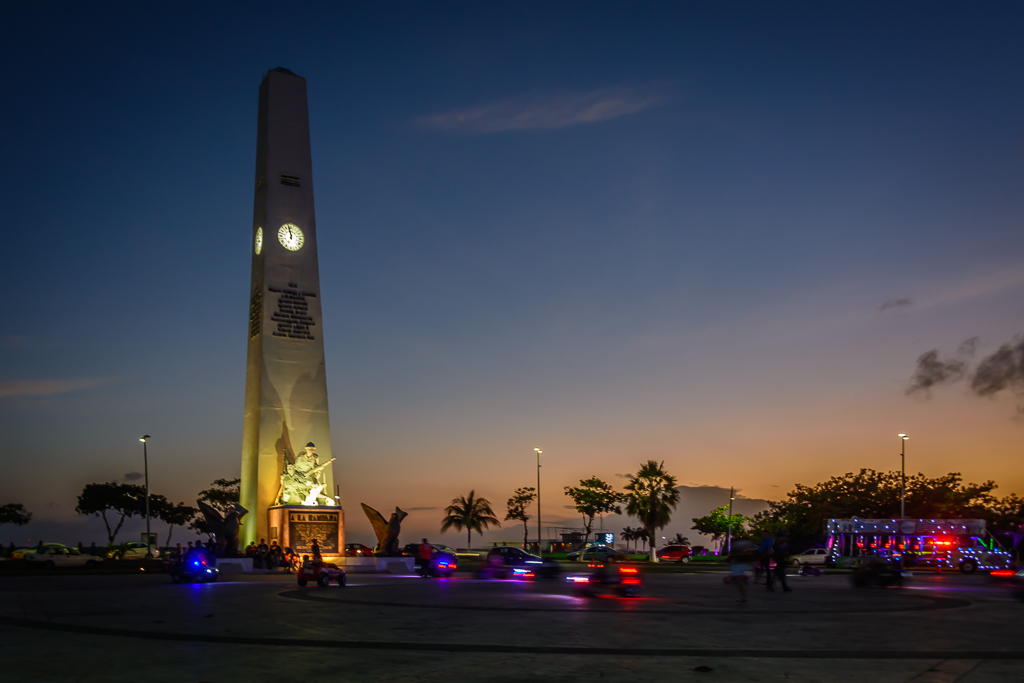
[441,490,501,549]
[624,460,680,562]
[621,526,636,552]
[670,533,690,546]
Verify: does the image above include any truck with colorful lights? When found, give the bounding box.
[825,518,1010,574]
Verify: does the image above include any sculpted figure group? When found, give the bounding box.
[274,442,336,506]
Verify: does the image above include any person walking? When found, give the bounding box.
[758,532,774,588]
[727,540,756,602]
[767,533,793,592]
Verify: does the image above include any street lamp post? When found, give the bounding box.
[726,486,735,554]
[535,448,542,556]
[898,434,909,518]
[140,435,152,558]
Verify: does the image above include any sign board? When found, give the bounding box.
[141,533,158,546]
[287,510,340,554]
[599,533,615,545]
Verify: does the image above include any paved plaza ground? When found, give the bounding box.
[1,568,1021,682]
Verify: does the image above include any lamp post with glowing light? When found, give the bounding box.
[898,434,909,518]
[140,435,152,558]
[535,448,542,556]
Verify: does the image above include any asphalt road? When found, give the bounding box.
[1,568,1021,682]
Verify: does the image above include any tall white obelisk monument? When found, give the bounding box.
[239,68,339,550]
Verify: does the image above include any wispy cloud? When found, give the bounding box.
[879,297,912,312]
[0,377,108,398]
[417,87,664,134]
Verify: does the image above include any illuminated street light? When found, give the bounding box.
[898,434,909,518]
[140,435,152,558]
[535,448,542,556]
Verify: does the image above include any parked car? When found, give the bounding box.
[656,545,692,563]
[401,542,460,557]
[25,546,102,569]
[11,544,66,560]
[108,542,160,560]
[566,544,623,562]
[789,547,829,566]
[345,543,375,557]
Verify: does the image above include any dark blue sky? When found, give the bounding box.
[2,3,1022,546]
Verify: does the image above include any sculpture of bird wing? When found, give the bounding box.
[197,500,225,527]
[361,503,389,547]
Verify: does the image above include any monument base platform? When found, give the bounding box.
[342,557,414,573]
[267,505,345,558]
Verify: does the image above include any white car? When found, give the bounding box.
[25,546,103,568]
[109,542,161,559]
[789,548,829,566]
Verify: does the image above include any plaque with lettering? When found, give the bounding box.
[288,510,339,554]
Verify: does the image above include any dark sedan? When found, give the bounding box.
[482,545,560,579]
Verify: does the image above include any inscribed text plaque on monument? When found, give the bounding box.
[288,510,340,554]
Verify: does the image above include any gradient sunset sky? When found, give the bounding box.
[1,2,1022,547]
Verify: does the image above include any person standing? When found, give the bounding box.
[256,538,269,568]
[417,538,433,576]
[767,533,793,592]
[311,539,322,563]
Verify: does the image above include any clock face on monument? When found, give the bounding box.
[278,223,305,251]
[255,227,263,255]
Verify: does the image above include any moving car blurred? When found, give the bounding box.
[345,543,375,556]
[482,545,560,579]
[656,545,692,563]
[566,563,644,597]
[851,556,906,588]
[25,546,103,569]
[566,544,623,562]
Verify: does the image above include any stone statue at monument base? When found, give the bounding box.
[361,503,408,556]
[274,442,336,507]
[197,501,248,557]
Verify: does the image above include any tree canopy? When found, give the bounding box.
[623,460,679,561]
[691,505,748,551]
[504,486,535,547]
[441,490,500,549]
[564,476,621,549]
[0,503,32,527]
[152,498,198,547]
[749,469,1005,545]
[75,482,147,545]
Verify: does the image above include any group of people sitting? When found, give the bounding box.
[244,539,300,571]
